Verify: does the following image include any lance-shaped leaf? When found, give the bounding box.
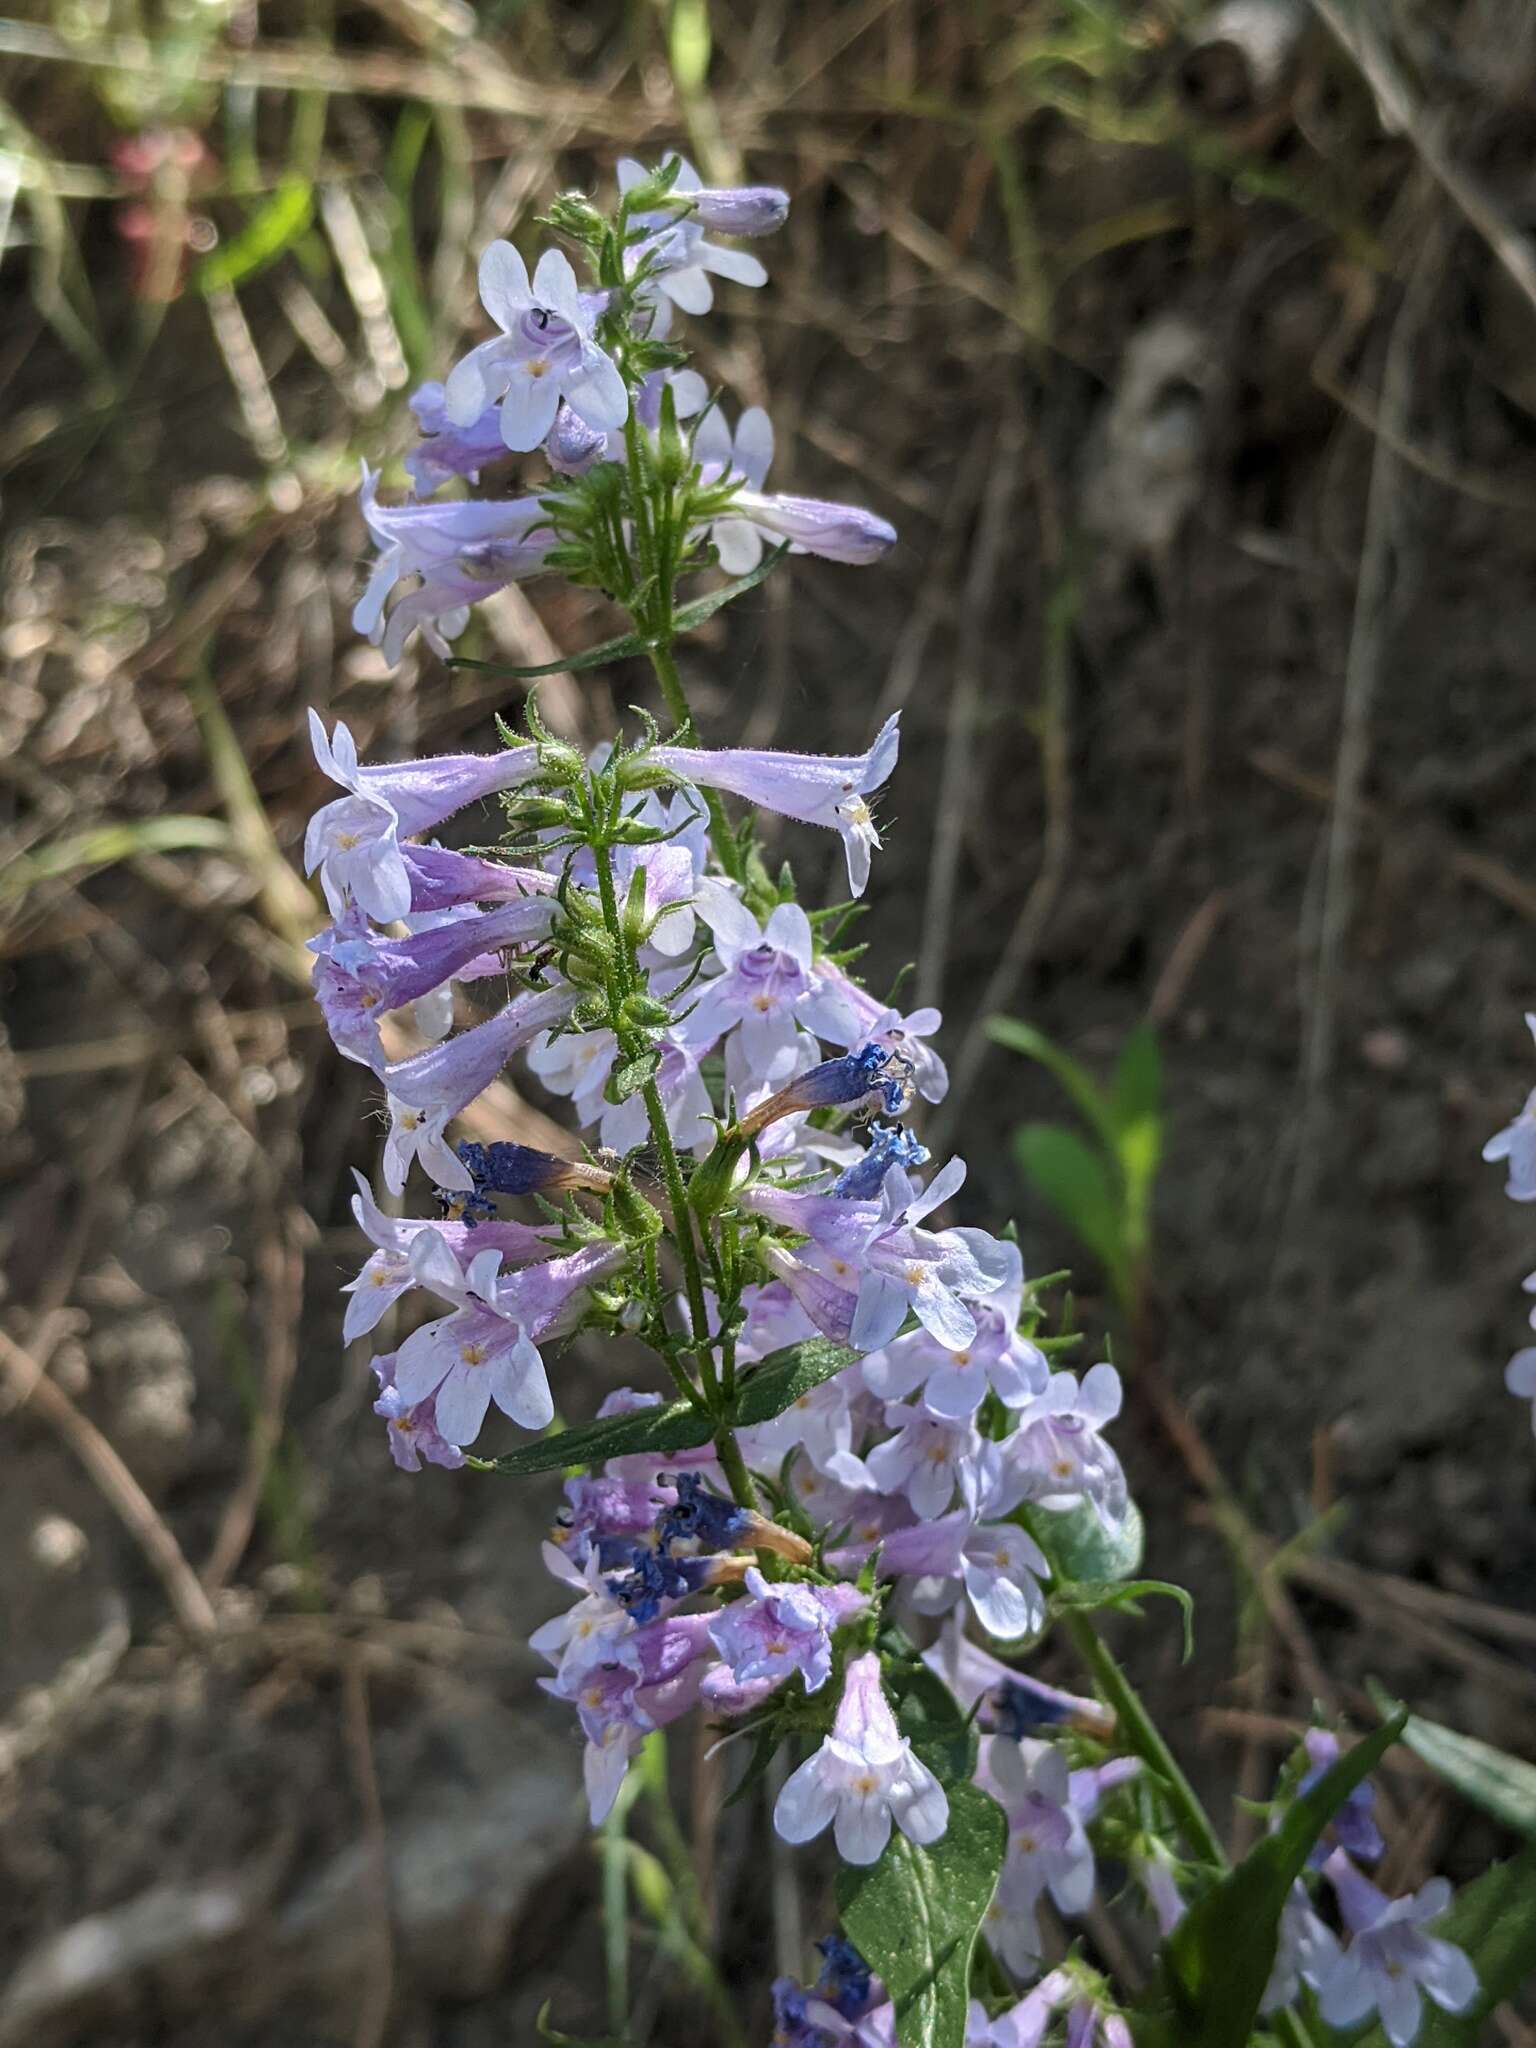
[1138,1714,1406,2048]
[1368,1680,1536,1840]
[473,1337,856,1475]
[837,1780,1006,2048]
[448,547,789,680]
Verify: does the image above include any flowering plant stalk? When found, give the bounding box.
[304,156,1506,2048]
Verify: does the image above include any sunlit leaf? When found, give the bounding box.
[837,1781,1006,2048]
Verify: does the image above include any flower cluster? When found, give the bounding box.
[1261,1734,1475,2048]
[1482,1012,1536,1432]
[305,154,1486,2048]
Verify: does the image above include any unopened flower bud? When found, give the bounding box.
[610,1180,664,1243]
[620,993,673,1031]
[508,794,578,829]
[546,401,608,477]
[687,185,790,237]
[730,489,896,566]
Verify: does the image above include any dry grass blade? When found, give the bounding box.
[0,1328,219,1642]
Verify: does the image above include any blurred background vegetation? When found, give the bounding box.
[3,1,1536,2041]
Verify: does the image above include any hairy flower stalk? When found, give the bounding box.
[303,153,1484,2048]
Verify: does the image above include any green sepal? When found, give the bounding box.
[686,1131,748,1217]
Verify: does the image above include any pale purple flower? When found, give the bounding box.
[773,1652,948,1865]
[399,841,555,915]
[1482,1014,1536,1199]
[1134,1847,1187,1937]
[742,1157,1009,1355]
[739,1360,868,1487]
[1314,1852,1477,2047]
[890,1494,1049,1640]
[693,405,776,573]
[445,242,627,453]
[847,1158,1014,1354]
[725,489,896,567]
[679,882,818,1091]
[735,1274,819,1361]
[550,1471,677,1568]
[311,894,556,1070]
[342,1170,555,1341]
[545,399,609,476]
[1064,2006,1133,2048]
[1506,1347,1536,1433]
[863,1241,1046,1418]
[863,1403,983,1521]
[391,1229,556,1442]
[369,1355,467,1473]
[1003,1365,1128,1528]
[618,155,770,314]
[530,1546,637,1689]
[353,465,554,663]
[687,183,789,237]
[759,1245,859,1348]
[651,714,900,898]
[921,1613,1113,1740]
[1262,1883,1342,2013]
[826,1505,970,1586]
[526,1019,713,1155]
[304,712,539,922]
[384,983,578,1122]
[1300,1728,1385,1864]
[706,1567,866,1696]
[801,964,949,1102]
[969,1972,1073,2048]
[382,1094,471,1195]
[982,1739,1095,1973]
[954,1522,1051,1640]
[550,1611,714,1825]
[403,381,509,493]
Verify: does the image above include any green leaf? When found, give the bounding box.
[1050,1576,1193,1659]
[1144,1716,1406,2048]
[475,1339,857,1476]
[1367,1682,1536,1839]
[1110,1021,1162,1134]
[1013,1123,1128,1290]
[473,1390,712,1476]
[987,1016,1118,1153]
[837,1781,1007,2048]
[670,542,789,632]
[1031,1498,1145,1582]
[604,1047,661,1105]
[732,1339,859,1427]
[450,629,648,680]
[196,176,313,292]
[448,547,789,681]
[1321,1840,1536,2048]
